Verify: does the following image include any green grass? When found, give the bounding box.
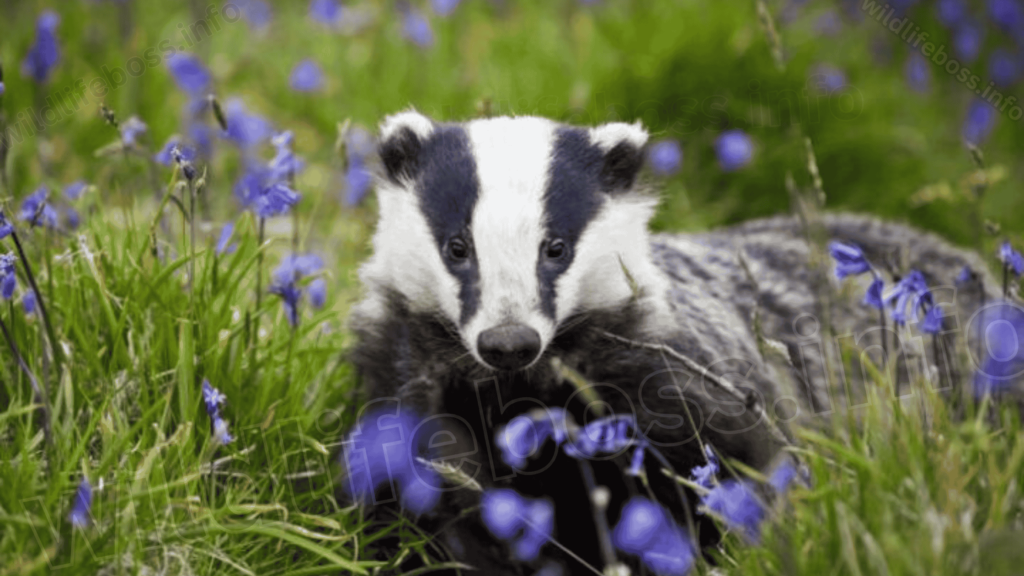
[1,0,1023,574]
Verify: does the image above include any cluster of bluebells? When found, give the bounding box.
[696,451,799,543]
[344,127,375,206]
[339,407,441,515]
[22,11,61,83]
[481,489,555,561]
[202,379,234,445]
[68,478,93,528]
[269,254,327,327]
[612,497,695,576]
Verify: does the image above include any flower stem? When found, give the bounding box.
[10,230,62,376]
[878,306,888,367]
[1003,262,1009,300]
[575,458,618,570]
[0,311,52,447]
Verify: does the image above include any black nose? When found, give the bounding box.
[477,324,542,371]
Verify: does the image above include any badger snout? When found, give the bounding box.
[477,324,542,371]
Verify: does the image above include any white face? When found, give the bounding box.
[360,112,663,371]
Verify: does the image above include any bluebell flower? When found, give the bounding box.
[809,63,846,93]
[0,254,17,300]
[702,479,765,542]
[953,22,984,63]
[0,213,12,239]
[310,0,343,26]
[341,407,442,514]
[990,49,1021,87]
[937,0,967,27]
[23,289,37,315]
[905,53,931,93]
[0,82,5,96]
[885,270,932,325]
[956,265,974,284]
[648,140,682,176]
[19,187,58,229]
[402,7,435,48]
[270,254,323,326]
[189,122,214,159]
[154,136,196,167]
[63,181,87,201]
[973,301,1024,397]
[309,278,327,308]
[864,277,885,309]
[65,208,80,231]
[21,11,61,83]
[496,408,569,468]
[715,130,753,171]
[768,460,799,493]
[690,444,719,488]
[345,159,373,206]
[612,497,695,576]
[68,479,92,528]
[255,182,300,219]
[212,415,235,445]
[828,241,873,280]
[223,99,273,150]
[989,0,1024,32]
[202,379,227,417]
[216,222,237,255]
[237,0,272,30]
[166,53,211,96]
[290,59,324,92]
[564,414,645,461]
[269,131,305,181]
[120,116,148,148]
[481,489,554,561]
[431,0,462,17]
[963,99,997,145]
[999,241,1024,275]
[813,9,842,36]
[921,305,944,334]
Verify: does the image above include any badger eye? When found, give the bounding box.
[447,237,470,261]
[544,239,568,261]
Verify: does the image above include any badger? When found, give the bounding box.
[346,111,996,574]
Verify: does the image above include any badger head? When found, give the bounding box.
[357,111,668,372]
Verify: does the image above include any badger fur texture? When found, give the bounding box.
[345,112,997,575]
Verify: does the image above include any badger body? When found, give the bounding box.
[348,113,993,574]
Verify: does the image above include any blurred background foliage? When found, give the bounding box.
[1,0,1023,288]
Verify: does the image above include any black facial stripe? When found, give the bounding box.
[539,128,607,319]
[415,125,481,325]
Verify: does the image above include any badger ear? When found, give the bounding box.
[378,111,435,184]
[589,121,648,193]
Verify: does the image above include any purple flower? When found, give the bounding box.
[905,53,931,93]
[212,415,235,445]
[23,289,37,315]
[702,479,765,542]
[270,254,324,327]
[956,265,975,284]
[309,277,327,308]
[612,497,696,576]
[223,99,274,150]
[402,8,435,48]
[340,407,441,514]
[216,222,237,255]
[648,140,683,176]
[154,136,196,167]
[0,213,12,239]
[256,182,300,218]
[989,0,1024,31]
[885,270,932,325]
[431,0,462,17]
[21,11,61,83]
[963,99,998,145]
[120,116,148,147]
[290,59,324,92]
[345,158,373,206]
[166,53,211,96]
[202,379,227,417]
[937,0,967,27]
[690,444,719,488]
[564,414,644,460]
[864,277,885,309]
[481,489,554,561]
[813,9,842,36]
[954,22,984,64]
[310,0,343,26]
[768,460,799,493]
[990,49,1021,87]
[999,242,1024,275]
[715,130,754,171]
[0,82,5,96]
[0,254,17,300]
[63,181,87,200]
[828,241,873,280]
[19,187,58,229]
[920,305,944,334]
[973,301,1024,397]
[189,122,214,159]
[237,0,272,30]
[65,207,80,230]
[68,479,92,528]
[269,131,305,181]
[496,408,570,468]
[809,63,847,92]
